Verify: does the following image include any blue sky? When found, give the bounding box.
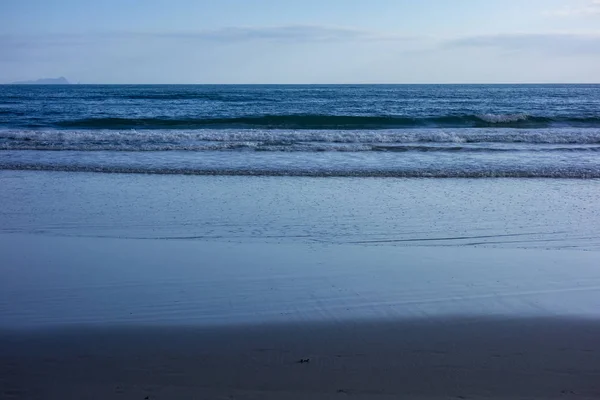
[1,0,599,83]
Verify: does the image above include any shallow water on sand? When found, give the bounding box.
[1,171,599,249]
[0,172,599,328]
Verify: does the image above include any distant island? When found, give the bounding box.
[10,77,70,85]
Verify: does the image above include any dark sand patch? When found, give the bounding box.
[2,317,600,399]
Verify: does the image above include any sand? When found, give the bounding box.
[2,318,600,399]
[2,234,600,399]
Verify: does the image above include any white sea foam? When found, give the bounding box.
[477,114,530,123]
[2,128,600,152]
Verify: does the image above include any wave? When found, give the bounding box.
[3,128,600,151]
[1,93,262,101]
[477,114,529,123]
[1,163,598,178]
[2,142,600,153]
[50,114,600,130]
[122,93,261,101]
[0,110,25,116]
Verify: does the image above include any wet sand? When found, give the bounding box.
[2,234,600,327]
[1,234,600,399]
[2,317,600,399]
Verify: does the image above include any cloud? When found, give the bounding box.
[0,34,93,50]
[145,25,419,43]
[0,25,415,52]
[3,29,599,60]
[546,0,600,17]
[163,25,378,42]
[445,32,600,55]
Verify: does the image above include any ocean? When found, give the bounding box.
[1,84,600,330]
[1,84,600,178]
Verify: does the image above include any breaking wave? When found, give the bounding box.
[47,114,600,130]
[2,128,600,152]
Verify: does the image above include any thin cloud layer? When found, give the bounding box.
[0,25,412,48]
[0,26,422,65]
[547,0,600,17]
[180,25,376,42]
[446,32,600,55]
[5,28,599,53]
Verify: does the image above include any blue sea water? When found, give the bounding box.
[2,85,600,330]
[1,84,600,177]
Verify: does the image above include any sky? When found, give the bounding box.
[1,0,599,83]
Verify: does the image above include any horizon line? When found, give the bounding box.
[3,82,600,85]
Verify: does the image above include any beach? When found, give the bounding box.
[1,171,600,399]
[3,318,600,399]
[2,83,600,398]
